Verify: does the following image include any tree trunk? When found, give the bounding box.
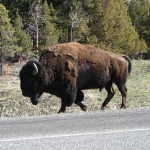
[68,24,74,42]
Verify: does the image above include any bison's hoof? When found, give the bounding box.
[81,105,87,111]
[101,106,105,110]
[57,110,65,114]
[58,108,66,113]
[120,105,127,109]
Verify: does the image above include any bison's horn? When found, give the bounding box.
[32,63,38,76]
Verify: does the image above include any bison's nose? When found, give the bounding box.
[31,97,39,105]
[31,100,38,105]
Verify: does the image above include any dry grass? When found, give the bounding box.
[0,60,150,117]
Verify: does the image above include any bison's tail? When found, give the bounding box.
[122,55,132,75]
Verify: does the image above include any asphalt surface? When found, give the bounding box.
[0,108,150,150]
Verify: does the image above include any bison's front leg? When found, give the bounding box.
[58,99,66,113]
[58,93,77,113]
[75,90,87,111]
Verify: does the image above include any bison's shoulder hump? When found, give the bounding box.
[43,42,87,60]
[40,43,124,65]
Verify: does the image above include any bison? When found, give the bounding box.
[20,42,131,113]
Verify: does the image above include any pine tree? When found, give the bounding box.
[0,3,14,54]
[39,1,58,50]
[0,0,35,17]
[89,0,148,56]
[24,0,44,52]
[0,3,15,75]
[128,0,150,48]
[13,11,33,54]
[57,0,89,42]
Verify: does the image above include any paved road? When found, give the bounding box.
[0,109,150,150]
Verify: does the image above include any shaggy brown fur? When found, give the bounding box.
[20,42,131,113]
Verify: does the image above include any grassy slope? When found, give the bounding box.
[0,60,150,117]
[127,60,150,108]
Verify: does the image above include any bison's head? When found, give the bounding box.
[19,60,48,105]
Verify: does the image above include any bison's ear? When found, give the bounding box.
[65,60,77,77]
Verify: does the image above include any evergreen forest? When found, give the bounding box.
[0,0,150,58]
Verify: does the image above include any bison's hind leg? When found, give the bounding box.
[101,82,115,110]
[75,90,87,111]
[117,84,127,109]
